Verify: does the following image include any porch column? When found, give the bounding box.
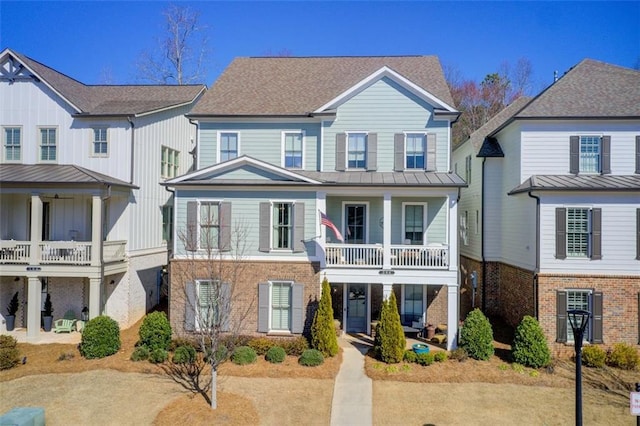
[91,195,102,266]
[317,192,326,268]
[382,193,392,269]
[446,284,458,350]
[26,277,42,338]
[447,195,459,271]
[382,283,393,300]
[30,194,42,264]
[89,278,101,319]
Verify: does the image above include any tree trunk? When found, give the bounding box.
[210,368,217,409]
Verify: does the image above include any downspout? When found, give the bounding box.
[481,158,487,312]
[127,117,135,184]
[528,191,540,319]
[188,118,199,171]
[163,185,176,321]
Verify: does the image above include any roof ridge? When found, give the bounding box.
[245,55,435,59]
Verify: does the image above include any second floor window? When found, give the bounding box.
[405,134,425,169]
[348,133,367,169]
[92,128,108,156]
[161,146,179,179]
[220,132,238,162]
[556,207,601,260]
[567,208,590,257]
[199,202,220,249]
[40,128,57,161]
[4,127,21,161]
[273,202,293,249]
[570,135,610,174]
[404,204,425,245]
[283,132,303,168]
[580,136,601,173]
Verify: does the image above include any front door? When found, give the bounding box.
[347,284,367,332]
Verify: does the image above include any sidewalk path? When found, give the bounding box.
[330,335,373,426]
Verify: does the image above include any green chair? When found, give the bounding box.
[53,310,77,333]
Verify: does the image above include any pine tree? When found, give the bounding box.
[375,291,405,363]
[311,278,339,357]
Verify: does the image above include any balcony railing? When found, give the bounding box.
[0,240,127,265]
[325,243,449,269]
[40,242,92,264]
[104,240,127,262]
[0,241,30,264]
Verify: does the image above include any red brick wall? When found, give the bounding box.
[169,259,321,337]
[459,256,483,318]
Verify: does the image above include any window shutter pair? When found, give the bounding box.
[335,133,377,171]
[257,282,304,333]
[556,290,603,344]
[569,135,610,174]
[555,207,601,260]
[393,133,437,171]
[258,202,305,252]
[185,201,231,251]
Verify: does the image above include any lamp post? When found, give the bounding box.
[567,309,591,426]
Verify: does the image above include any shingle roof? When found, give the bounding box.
[508,174,640,195]
[7,50,205,115]
[514,59,640,118]
[0,164,137,188]
[190,56,454,116]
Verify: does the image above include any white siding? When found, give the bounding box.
[452,140,482,260]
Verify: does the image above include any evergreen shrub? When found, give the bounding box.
[581,345,606,368]
[299,349,324,366]
[0,335,19,370]
[511,316,551,368]
[173,345,197,364]
[248,337,274,355]
[374,292,406,364]
[434,351,448,362]
[459,309,494,361]
[607,343,639,370]
[138,312,172,351]
[130,346,150,362]
[79,316,121,359]
[265,346,286,364]
[311,278,339,357]
[416,352,435,366]
[280,337,309,356]
[403,350,417,363]
[149,348,168,364]
[232,346,257,365]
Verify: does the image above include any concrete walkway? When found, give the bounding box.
[330,335,373,426]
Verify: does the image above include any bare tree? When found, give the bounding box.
[172,207,254,409]
[137,4,209,84]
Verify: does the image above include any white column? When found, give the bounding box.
[447,195,459,271]
[89,278,102,319]
[26,277,42,338]
[91,195,102,266]
[30,194,42,264]
[382,283,393,300]
[317,192,327,269]
[382,193,392,269]
[447,284,459,350]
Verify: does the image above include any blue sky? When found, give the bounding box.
[1,1,638,92]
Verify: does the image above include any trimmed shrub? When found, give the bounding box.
[511,316,551,368]
[403,350,418,363]
[232,346,257,365]
[0,334,19,370]
[281,337,309,356]
[581,345,606,368]
[449,347,468,362]
[299,349,324,367]
[248,337,275,355]
[374,292,406,364]
[139,312,172,351]
[149,348,168,364]
[459,309,494,361]
[265,346,286,364]
[79,316,121,359]
[130,346,150,362]
[173,345,197,364]
[607,343,639,370]
[169,337,196,352]
[416,352,435,366]
[434,351,448,362]
[311,278,339,357]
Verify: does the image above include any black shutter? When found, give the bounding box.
[258,202,270,252]
[637,209,640,261]
[291,283,304,333]
[601,136,611,174]
[185,281,196,332]
[570,136,579,174]
[394,133,405,171]
[219,202,231,251]
[185,201,198,251]
[556,290,567,343]
[555,208,567,259]
[257,282,269,332]
[335,133,346,171]
[637,293,640,344]
[367,133,377,171]
[592,291,603,344]
[591,208,602,260]
[293,203,305,253]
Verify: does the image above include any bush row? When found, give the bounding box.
[403,350,448,365]
[582,343,639,370]
[230,345,323,367]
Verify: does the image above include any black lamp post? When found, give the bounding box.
[567,309,591,426]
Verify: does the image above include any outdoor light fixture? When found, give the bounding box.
[567,309,591,426]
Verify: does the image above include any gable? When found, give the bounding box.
[0,54,39,83]
[191,164,297,182]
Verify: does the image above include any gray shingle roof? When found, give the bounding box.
[8,50,205,115]
[0,164,137,188]
[190,56,454,116]
[508,174,640,195]
[515,59,640,118]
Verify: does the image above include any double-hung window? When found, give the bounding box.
[199,202,220,250]
[556,207,601,260]
[40,127,57,162]
[347,133,367,169]
[161,146,179,179]
[270,281,292,331]
[567,208,590,257]
[405,134,425,169]
[197,279,220,330]
[403,203,426,245]
[570,135,610,174]
[557,289,603,344]
[92,128,108,157]
[4,127,21,161]
[580,136,601,173]
[219,132,238,162]
[273,202,293,250]
[259,201,304,253]
[283,132,303,169]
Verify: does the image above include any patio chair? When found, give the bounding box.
[53,310,77,333]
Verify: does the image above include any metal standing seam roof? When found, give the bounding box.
[190,56,455,116]
[7,50,205,116]
[508,174,640,195]
[0,164,138,188]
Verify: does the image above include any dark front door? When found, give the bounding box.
[347,284,367,332]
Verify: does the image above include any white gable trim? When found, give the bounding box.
[314,66,457,113]
[1,49,83,114]
[164,155,322,185]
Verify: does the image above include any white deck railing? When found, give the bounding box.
[0,240,127,265]
[40,241,92,264]
[104,240,127,262]
[0,240,30,263]
[325,243,449,269]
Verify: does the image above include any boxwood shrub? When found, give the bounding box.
[0,335,19,370]
[139,312,172,351]
[416,352,435,366]
[582,345,606,368]
[232,346,257,365]
[459,309,494,361]
[173,345,197,364]
[80,316,121,359]
[607,343,639,370]
[299,349,324,366]
[403,350,417,363]
[130,346,150,362]
[511,316,551,368]
[265,346,286,364]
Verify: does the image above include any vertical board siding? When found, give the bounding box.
[452,141,483,260]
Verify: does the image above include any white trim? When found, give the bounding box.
[342,201,370,243]
[401,202,428,245]
[280,130,306,169]
[217,131,241,163]
[2,125,23,163]
[37,126,58,164]
[565,288,593,343]
[269,199,297,252]
[403,132,428,170]
[320,121,327,172]
[345,131,369,170]
[314,66,457,113]
[196,199,223,251]
[89,127,109,158]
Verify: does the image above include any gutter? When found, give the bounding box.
[127,117,135,184]
[527,191,540,320]
[188,118,199,171]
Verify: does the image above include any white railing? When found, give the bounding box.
[0,240,30,263]
[40,241,91,264]
[104,240,127,262]
[324,243,449,270]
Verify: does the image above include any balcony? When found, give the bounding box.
[325,243,449,270]
[0,240,127,265]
